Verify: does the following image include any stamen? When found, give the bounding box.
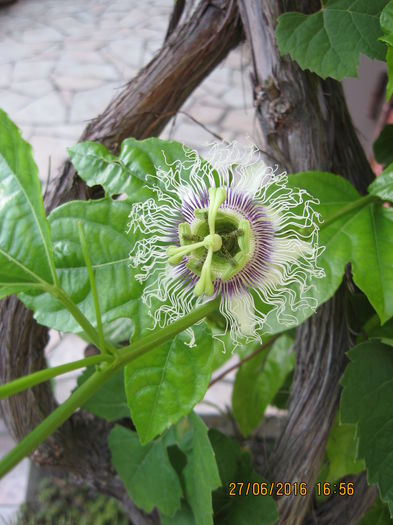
[167,240,205,265]
[194,186,227,297]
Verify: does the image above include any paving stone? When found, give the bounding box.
[53,60,118,82]
[13,60,54,81]
[29,135,71,180]
[14,92,66,125]
[0,91,30,117]
[12,79,53,98]
[68,82,121,123]
[0,39,47,65]
[104,38,145,69]
[19,25,64,44]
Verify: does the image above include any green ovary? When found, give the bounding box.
[166,187,253,297]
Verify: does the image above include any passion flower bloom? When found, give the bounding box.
[128,142,324,347]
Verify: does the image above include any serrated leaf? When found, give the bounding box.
[19,198,142,334]
[108,425,182,516]
[175,413,221,525]
[369,163,393,201]
[0,108,56,293]
[209,430,278,525]
[232,334,295,436]
[276,0,387,81]
[360,498,393,524]
[125,324,214,444]
[324,415,365,483]
[340,341,393,515]
[77,368,129,422]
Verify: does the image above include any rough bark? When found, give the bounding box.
[0,1,241,523]
[238,1,376,523]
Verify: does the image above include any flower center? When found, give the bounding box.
[167,187,253,297]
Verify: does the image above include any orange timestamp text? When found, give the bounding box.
[228,481,355,497]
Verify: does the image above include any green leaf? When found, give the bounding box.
[381,0,393,33]
[374,128,393,168]
[77,368,129,422]
[19,198,143,334]
[108,425,182,516]
[324,415,365,483]
[209,430,278,525]
[174,413,221,525]
[341,341,393,515]
[367,317,393,346]
[161,502,195,525]
[369,163,393,201]
[232,334,295,436]
[360,498,393,524]
[125,323,214,444]
[68,141,143,199]
[273,172,393,326]
[276,0,387,80]
[0,108,56,292]
[386,46,393,100]
[351,205,393,323]
[69,138,195,202]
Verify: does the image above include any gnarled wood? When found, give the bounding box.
[238,1,376,523]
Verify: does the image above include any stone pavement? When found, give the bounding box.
[0,0,254,520]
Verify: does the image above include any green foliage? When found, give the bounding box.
[124,323,214,444]
[172,413,221,525]
[69,138,196,202]
[369,164,393,202]
[108,425,183,516]
[19,198,141,335]
[232,334,295,436]
[0,109,56,296]
[284,172,393,325]
[324,415,365,483]
[209,430,278,525]
[77,368,129,422]
[275,0,387,81]
[374,127,393,167]
[380,1,393,99]
[341,341,393,515]
[360,498,393,524]
[366,316,393,346]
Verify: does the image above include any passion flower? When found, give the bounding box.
[128,142,324,347]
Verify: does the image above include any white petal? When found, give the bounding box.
[232,161,270,198]
[221,290,257,339]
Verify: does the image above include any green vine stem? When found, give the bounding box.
[0,296,220,478]
[320,194,378,231]
[77,221,107,355]
[0,354,113,401]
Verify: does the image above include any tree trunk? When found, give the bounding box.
[0,2,241,523]
[238,1,376,523]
